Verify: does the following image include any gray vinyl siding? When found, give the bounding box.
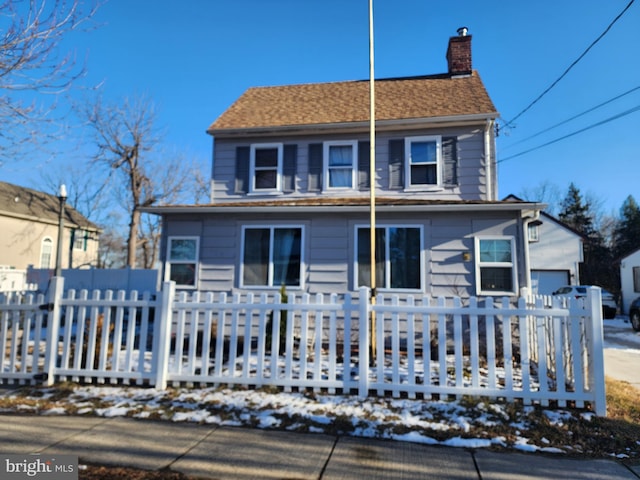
[161,209,524,300]
[211,126,491,203]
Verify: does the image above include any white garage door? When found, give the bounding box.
[531,270,570,295]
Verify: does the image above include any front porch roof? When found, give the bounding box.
[143,197,546,216]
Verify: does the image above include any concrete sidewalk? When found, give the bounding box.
[0,415,638,479]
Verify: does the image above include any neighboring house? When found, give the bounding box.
[0,181,100,273]
[620,248,640,314]
[147,29,546,300]
[505,195,585,295]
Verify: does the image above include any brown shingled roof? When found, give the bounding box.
[0,181,100,230]
[208,72,497,133]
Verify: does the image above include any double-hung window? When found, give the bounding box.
[475,237,516,295]
[40,237,53,269]
[251,143,282,192]
[405,135,441,188]
[356,226,422,290]
[73,230,87,251]
[242,226,303,288]
[166,236,199,288]
[324,141,357,189]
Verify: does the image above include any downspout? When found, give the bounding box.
[521,209,541,296]
[484,119,495,200]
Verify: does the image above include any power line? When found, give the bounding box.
[504,0,635,127]
[497,104,640,164]
[503,85,640,149]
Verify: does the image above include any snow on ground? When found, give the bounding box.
[0,381,626,458]
[604,316,640,351]
[0,316,637,460]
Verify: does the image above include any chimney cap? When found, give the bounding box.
[457,26,469,37]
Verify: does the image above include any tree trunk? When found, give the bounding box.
[128,208,140,268]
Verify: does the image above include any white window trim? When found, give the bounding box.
[73,229,86,251]
[474,236,517,296]
[240,225,305,290]
[354,224,424,292]
[323,140,357,191]
[165,235,200,289]
[527,224,540,243]
[40,236,53,269]
[250,143,283,193]
[404,135,442,191]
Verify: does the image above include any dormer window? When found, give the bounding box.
[324,141,357,189]
[405,135,442,188]
[251,143,283,192]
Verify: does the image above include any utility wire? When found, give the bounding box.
[497,104,640,164]
[504,0,635,127]
[503,85,640,149]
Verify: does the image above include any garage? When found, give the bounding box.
[531,270,570,295]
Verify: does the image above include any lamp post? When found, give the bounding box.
[54,184,67,277]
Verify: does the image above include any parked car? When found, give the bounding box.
[552,285,618,319]
[629,297,640,331]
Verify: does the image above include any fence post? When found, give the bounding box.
[42,276,65,386]
[358,287,370,398]
[154,281,175,390]
[586,287,606,416]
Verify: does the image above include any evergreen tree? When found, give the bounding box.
[613,195,640,259]
[558,183,616,292]
[558,183,596,237]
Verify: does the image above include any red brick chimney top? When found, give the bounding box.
[446,27,472,76]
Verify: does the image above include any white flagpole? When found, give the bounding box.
[368,0,377,363]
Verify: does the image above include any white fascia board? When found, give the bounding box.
[207,113,498,138]
[143,201,546,216]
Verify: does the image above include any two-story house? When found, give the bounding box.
[148,29,544,299]
[0,181,100,273]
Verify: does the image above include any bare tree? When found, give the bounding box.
[518,181,562,216]
[82,95,201,268]
[0,0,99,162]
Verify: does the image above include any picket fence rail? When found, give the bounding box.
[0,277,606,415]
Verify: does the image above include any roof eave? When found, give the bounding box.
[143,201,544,216]
[207,112,499,138]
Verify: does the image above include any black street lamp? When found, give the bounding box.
[54,184,67,277]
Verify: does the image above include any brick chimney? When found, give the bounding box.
[446,27,472,76]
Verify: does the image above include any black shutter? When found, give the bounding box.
[308,143,323,192]
[235,146,250,194]
[388,139,404,189]
[283,144,297,193]
[442,136,458,186]
[358,141,370,190]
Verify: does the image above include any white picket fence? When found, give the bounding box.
[0,277,606,415]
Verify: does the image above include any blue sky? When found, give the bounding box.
[4,0,639,214]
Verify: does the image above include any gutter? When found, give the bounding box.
[521,209,542,295]
[207,113,499,138]
[143,201,546,216]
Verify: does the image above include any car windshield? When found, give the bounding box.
[555,287,572,294]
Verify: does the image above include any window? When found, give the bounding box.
[527,224,540,242]
[475,237,516,294]
[40,237,53,269]
[242,226,303,287]
[251,144,282,192]
[166,237,199,287]
[356,226,422,290]
[405,135,441,187]
[324,141,357,189]
[634,266,640,293]
[73,230,87,251]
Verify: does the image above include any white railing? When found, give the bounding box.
[0,278,606,415]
